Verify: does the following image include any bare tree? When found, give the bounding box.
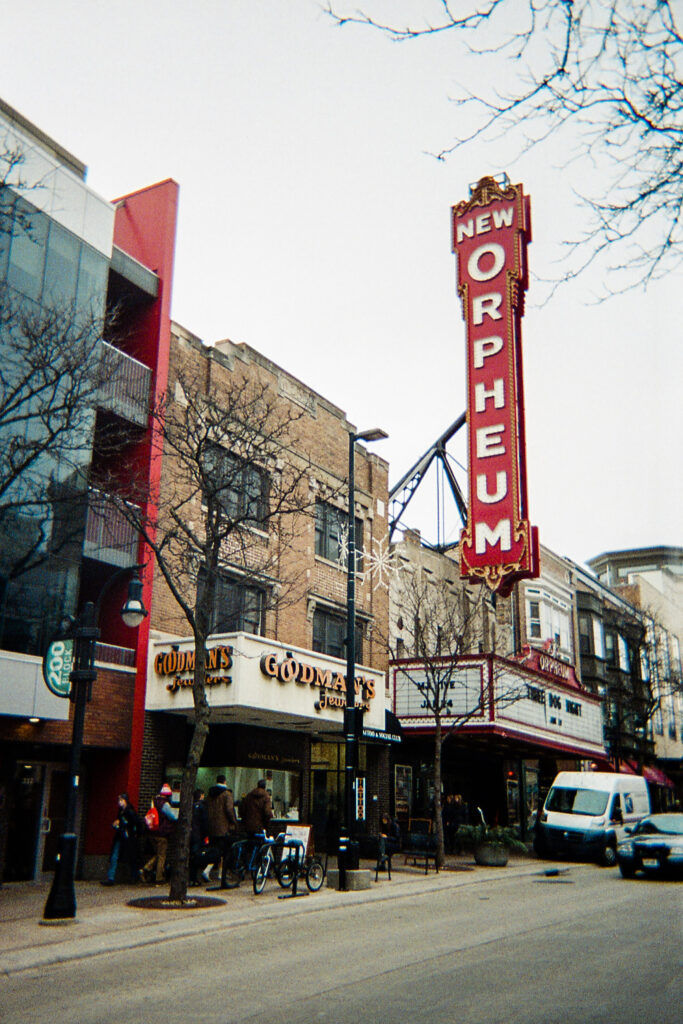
[389,564,519,866]
[325,0,683,293]
[102,344,321,902]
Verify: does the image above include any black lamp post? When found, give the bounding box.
[43,565,147,921]
[338,427,387,890]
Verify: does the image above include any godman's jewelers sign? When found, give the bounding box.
[259,651,376,713]
[147,633,385,733]
[154,644,233,693]
[452,177,539,597]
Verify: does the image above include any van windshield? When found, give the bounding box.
[546,787,609,816]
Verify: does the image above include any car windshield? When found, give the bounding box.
[635,815,683,836]
[546,787,609,816]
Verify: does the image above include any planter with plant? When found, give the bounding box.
[457,817,528,867]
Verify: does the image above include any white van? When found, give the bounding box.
[535,771,650,866]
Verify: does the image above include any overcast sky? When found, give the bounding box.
[3,0,681,568]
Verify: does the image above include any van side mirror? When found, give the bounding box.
[611,808,623,824]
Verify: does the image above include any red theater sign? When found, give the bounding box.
[452,177,539,597]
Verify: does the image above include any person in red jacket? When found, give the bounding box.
[143,783,178,884]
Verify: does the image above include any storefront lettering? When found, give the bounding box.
[154,644,234,694]
[526,684,545,705]
[260,651,376,706]
[166,673,232,694]
[539,653,571,680]
[565,699,582,717]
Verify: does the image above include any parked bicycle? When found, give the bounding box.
[276,844,326,893]
[252,835,290,894]
[217,831,275,889]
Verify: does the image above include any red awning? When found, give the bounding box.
[617,759,637,775]
[642,765,676,789]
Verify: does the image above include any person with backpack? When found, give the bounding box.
[101,793,141,885]
[142,783,177,884]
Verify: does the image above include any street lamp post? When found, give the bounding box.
[43,566,147,921]
[338,427,387,890]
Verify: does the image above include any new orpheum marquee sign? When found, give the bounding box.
[452,177,539,597]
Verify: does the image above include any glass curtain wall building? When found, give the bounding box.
[0,97,178,881]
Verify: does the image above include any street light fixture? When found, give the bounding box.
[339,427,388,890]
[43,565,147,921]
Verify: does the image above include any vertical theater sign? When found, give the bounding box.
[453,176,539,597]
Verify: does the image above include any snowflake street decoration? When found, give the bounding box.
[338,527,403,592]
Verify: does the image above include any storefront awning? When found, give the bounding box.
[642,765,676,789]
[363,709,403,744]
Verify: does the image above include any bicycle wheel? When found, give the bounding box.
[221,866,243,889]
[276,853,296,888]
[306,858,325,892]
[253,852,270,894]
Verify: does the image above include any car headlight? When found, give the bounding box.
[618,841,634,856]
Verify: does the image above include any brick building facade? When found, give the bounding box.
[137,324,391,856]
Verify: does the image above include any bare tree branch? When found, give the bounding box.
[325,0,683,292]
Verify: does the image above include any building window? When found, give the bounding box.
[199,571,265,635]
[524,586,572,656]
[605,631,617,666]
[579,614,591,655]
[202,442,269,527]
[528,600,541,639]
[312,606,362,663]
[639,649,650,683]
[313,606,345,659]
[314,501,363,570]
[617,634,631,672]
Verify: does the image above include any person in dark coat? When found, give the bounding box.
[101,793,140,885]
[452,793,469,854]
[442,794,457,854]
[203,774,238,884]
[240,780,273,838]
[378,812,401,866]
[189,789,209,886]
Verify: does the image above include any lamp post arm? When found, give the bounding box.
[93,562,146,624]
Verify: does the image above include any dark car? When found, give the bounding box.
[616,813,683,879]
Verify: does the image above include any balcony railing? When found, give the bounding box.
[95,642,137,668]
[84,489,139,568]
[98,342,151,427]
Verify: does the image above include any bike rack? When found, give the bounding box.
[278,839,308,900]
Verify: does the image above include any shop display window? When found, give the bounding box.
[179,766,301,821]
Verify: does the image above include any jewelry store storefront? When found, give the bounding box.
[145,632,389,851]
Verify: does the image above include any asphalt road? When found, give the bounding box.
[2,867,681,1024]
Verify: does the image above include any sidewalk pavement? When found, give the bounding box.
[0,854,583,978]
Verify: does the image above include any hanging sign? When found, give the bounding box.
[452,176,539,596]
[42,638,74,699]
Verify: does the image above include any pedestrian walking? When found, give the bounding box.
[203,774,237,883]
[189,788,209,886]
[101,793,141,885]
[142,783,177,884]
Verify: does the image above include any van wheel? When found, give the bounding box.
[601,845,617,867]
